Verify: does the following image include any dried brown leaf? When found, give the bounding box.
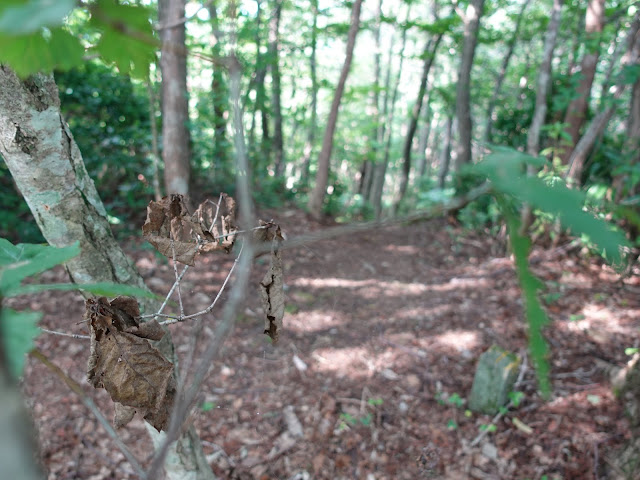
[142,193,238,265]
[85,297,175,431]
[259,226,285,343]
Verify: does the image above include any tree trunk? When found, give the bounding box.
[454,0,485,176]
[300,0,319,186]
[360,0,384,203]
[483,0,531,144]
[269,0,284,177]
[159,0,191,195]
[566,13,640,186]
[369,4,411,219]
[394,31,442,213]
[520,0,564,231]
[0,67,214,480]
[209,1,229,167]
[307,0,363,219]
[416,103,434,179]
[560,0,606,167]
[438,115,454,189]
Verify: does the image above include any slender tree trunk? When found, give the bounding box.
[308,0,363,219]
[209,0,229,167]
[0,67,214,480]
[438,115,454,189]
[147,74,163,201]
[159,0,191,195]
[483,0,531,144]
[520,0,564,231]
[416,103,433,179]
[394,31,442,213]
[360,0,384,202]
[269,0,284,176]
[300,0,319,186]
[561,0,606,167]
[370,5,411,218]
[454,0,485,177]
[566,13,640,186]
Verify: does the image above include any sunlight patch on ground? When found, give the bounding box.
[383,245,421,255]
[290,276,490,296]
[311,346,373,379]
[286,311,342,332]
[562,304,638,336]
[433,329,481,351]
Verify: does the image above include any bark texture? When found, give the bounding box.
[561,0,606,165]
[394,32,442,212]
[268,0,284,176]
[520,0,564,231]
[159,0,191,195]
[566,13,640,185]
[0,67,214,480]
[454,0,485,175]
[300,0,319,185]
[308,0,363,219]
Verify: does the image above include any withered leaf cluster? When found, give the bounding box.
[258,223,285,343]
[86,296,175,431]
[142,193,237,266]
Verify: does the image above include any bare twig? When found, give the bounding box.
[30,349,145,478]
[159,243,244,326]
[170,240,185,318]
[40,328,90,340]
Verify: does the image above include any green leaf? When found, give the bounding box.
[0,307,41,379]
[0,27,84,76]
[0,0,75,35]
[8,282,157,299]
[475,148,629,265]
[0,240,79,293]
[201,401,216,412]
[90,0,156,79]
[500,200,551,398]
[48,28,84,70]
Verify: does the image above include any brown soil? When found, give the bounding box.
[16,209,640,479]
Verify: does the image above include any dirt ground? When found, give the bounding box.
[15,209,640,479]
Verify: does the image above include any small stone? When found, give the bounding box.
[381,368,399,380]
[481,442,498,460]
[398,401,409,415]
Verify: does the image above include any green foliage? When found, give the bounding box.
[0,307,41,379]
[0,239,80,295]
[447,393,465,408]
[508,391,524,407]
[0,0,155,79]
[502,201,551,398]
[474,148,629,265]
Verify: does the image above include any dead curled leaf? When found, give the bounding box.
[85,296,175,431]
[259,225,285,343]
[142,193,237,266]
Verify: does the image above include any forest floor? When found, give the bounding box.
[16,208,640,480]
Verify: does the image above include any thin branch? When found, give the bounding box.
[170,239,185,318]
[30,349,145,478]
[159,243,244,326]
[40,328,90,340]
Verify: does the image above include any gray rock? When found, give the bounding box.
[468,345,520,415]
